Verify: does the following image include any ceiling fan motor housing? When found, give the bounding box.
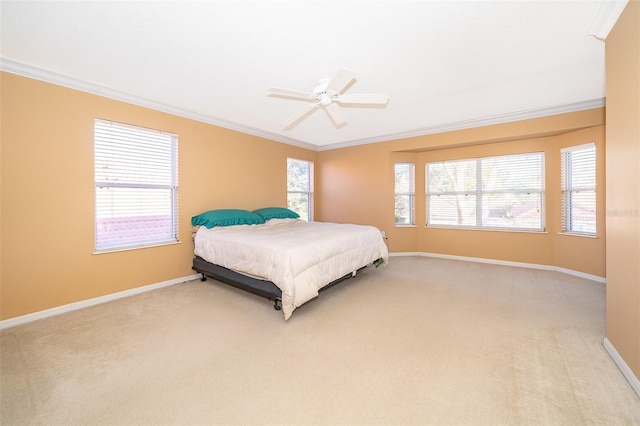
[313,78,336,106]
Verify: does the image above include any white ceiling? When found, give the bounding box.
[1,1,612,150]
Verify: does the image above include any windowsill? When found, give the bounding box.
[557,232,598,239]
[93,240,182,255]
[395,224,417,228]
[425,225,547,234]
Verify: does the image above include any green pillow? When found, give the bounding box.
[191,209,265,228]
[253,207,300,220]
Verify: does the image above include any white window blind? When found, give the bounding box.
[94,119,178,251]
[426,152,545,231]
[561,143,596,235]
[395,163,415,225]
[287,158,313,221]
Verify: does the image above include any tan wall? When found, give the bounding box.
[605,0,640,381]
[317,113,606,277]
[554,126,607,276]
[0,72,315,320]
[0,71,610,322]
[419,127,605,274]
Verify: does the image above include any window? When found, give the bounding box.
[561,143,596,235]
[287,158,313,221]
[94,119,178,252]
[395,163,415,225]
[426,152,545,231]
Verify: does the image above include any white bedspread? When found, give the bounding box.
[194,219,389,319]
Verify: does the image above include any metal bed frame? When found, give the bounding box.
[192,255,381,311]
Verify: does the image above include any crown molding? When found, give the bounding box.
[588,0,629,40]
[0,57,317,151]
[317,98,606,151]
[1,57,605,153]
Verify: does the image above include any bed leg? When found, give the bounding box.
[273,299,282,311]
[200,273,207,282]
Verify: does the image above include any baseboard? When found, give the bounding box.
[390,251,606,283]
[604,338,640,399]
[0,254,606,328]
[0,273,201,330]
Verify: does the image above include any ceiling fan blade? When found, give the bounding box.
[267,87,314,101]
[325,104,347,127]
[336,93,389,105]
[283,103,318,130]
[325,68,357,94]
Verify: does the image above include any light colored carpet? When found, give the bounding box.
[1,256,639,425]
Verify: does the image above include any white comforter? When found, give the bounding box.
[194,219,389,319]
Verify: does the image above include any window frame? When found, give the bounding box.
[425,152,546,232]
[94,118,179,253]
[287,157,314,221]
[394,162,416,226]
[560,143,596,236]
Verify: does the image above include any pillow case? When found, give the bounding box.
[191,209,265,229]
[253,207,300,221]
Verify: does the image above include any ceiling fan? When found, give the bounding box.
[267,68,389,130]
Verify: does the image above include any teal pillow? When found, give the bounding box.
[191,209,265,228]
[253,207,300,220]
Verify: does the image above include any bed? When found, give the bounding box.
[191,208,389,319]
